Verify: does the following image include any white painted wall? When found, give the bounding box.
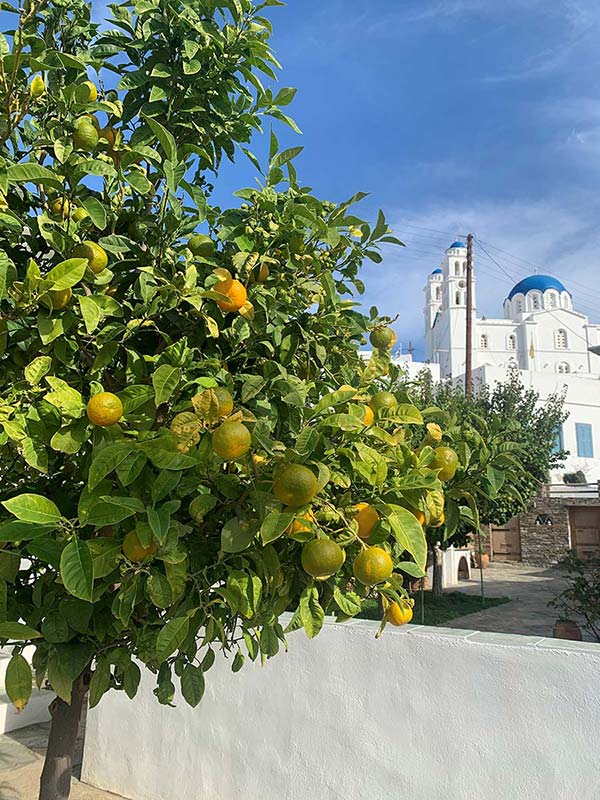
[473,365,600,481]
[82,620,600,800]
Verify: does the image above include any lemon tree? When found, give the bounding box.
[0,2,456,798]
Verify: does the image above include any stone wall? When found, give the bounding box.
[520,493,600,566]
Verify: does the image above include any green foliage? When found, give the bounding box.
[0,0,448,720]
[549,551,600,641]
[398,368,567,542]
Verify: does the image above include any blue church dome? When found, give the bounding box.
[431,268,443,275]
[447,241,465,249]
[507,274,568,301]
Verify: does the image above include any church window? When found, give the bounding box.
[516,298,523,313]
[562,294,570,309]
[530,293,541,311]
[548,293,558,309]
[507,334,516,350]
[557,362,570,374]
[455,291,461,305]
[454,261,460,275]
[435,286,441,300]
[555,329,568,350]
[480,333,488,349]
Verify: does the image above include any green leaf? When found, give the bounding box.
[143,115,177,163]
[310,388,357,418]
[46,258,88,291]
[88,443,137,490]
[141,440,196,470]
[42,611,70,643]
[389,404,423,425]
[81,197,107,230]
[88,539,121,579]
[0,251,14,301]
[55,642,94,680]
[78,296,102,334]
[47,651,72,703]
[260,510,295,544]
[6,654,32,712]
[147,504,172,545]
[259,624,280,656]
[2,494,62,524]
[38,314,65,345]
[333,586,362,617]
[44,382,85,419]
[221,518,255,553]
[396,561,426,578]
[0,521,56,542]
[156,616,189,662]
[152,365,180,406]
[60,540,94,601]
[123,662,141,699]
[60,599,93,634]
[299,585,324,639]
[89,659,111,708]
[0,621,42,640]
[147,572,174,608]
[24,356,52,386]
[180,664,205,707]
[125,171,153,195]
[86,497,143,527]
[386,505,428,571]
[271,146,303,169]
[50,420,89,455]
[7,163,61,188]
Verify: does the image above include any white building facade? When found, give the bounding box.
[424,242,600,481]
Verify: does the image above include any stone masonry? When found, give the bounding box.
[520,492,600,567]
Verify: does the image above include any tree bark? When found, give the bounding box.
[39,673,88,800]
[431,543,444,598]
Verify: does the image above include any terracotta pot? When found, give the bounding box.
[474,552,490,569]
[553,620,582,641]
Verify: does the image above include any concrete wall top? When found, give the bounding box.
[82,618,600,800]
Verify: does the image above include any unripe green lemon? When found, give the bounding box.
[188,234,214,258]
[30,74,45,99]
[71,241,108,274]
[273,464,318,508]
[301,538,345,580]
[72,118,99,152]
[369,391,398,413]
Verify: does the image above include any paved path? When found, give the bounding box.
[0,714,127,800]
[446,561,596,640]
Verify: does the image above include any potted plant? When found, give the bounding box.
[552,618,583,641]
[548,550,600,642]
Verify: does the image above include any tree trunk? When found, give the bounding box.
[431,543,444,598]
[39,673,88,800]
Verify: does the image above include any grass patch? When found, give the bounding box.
[358,591,511,627]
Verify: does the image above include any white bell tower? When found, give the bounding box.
[424,241,477,377]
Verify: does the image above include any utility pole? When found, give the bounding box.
[465,233,474,396]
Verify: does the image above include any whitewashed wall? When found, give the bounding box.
[82,619,600,800]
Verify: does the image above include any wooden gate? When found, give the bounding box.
[490,517,522,561]
[569,507,600,559]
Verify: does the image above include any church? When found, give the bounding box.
[424,241,600,483]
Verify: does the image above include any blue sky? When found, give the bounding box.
[215,0,600,359]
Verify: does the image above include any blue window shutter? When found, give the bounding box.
[575,423,594,458]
